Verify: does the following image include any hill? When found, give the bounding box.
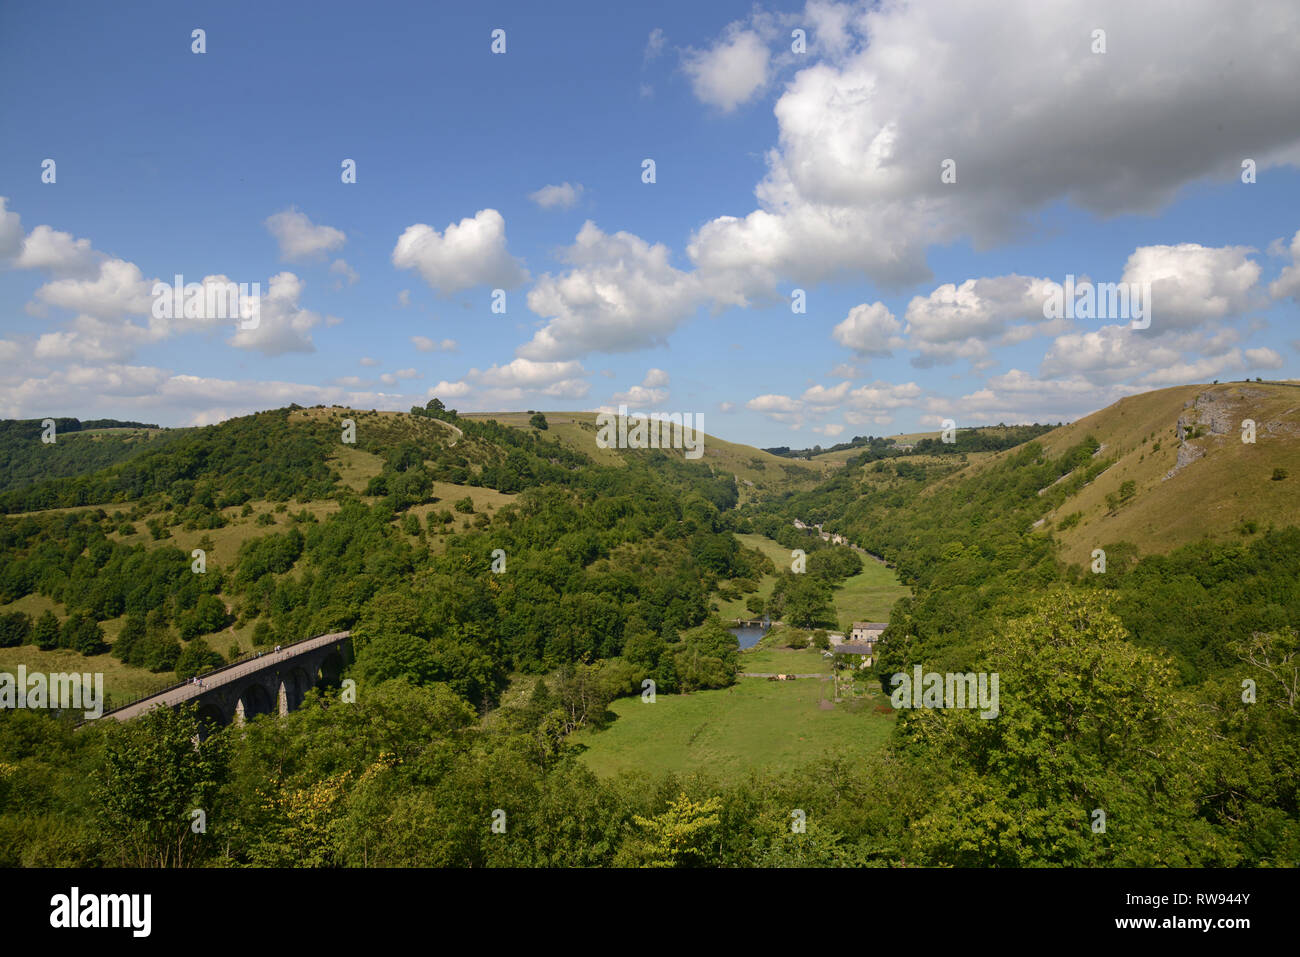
[1026,381,1300,566]
[460,409,830,499]
[0,417,178,495]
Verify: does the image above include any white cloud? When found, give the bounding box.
[265,209,346,261]
[832,301,905,357]
[35,258,154,320]
[1121,243,1261,329]
[687,0,1300,297]
[430,358,591,407]
[1244,346,1284,369]
[392,208,528,294]
[16,225,99,277]
[1268,229,1300,301]
[612,368,671,406]
[522,221,703,360]
[529,182,584,210]
[430,380,472,399]
[360,356,380,367]
[903,274,1064,365]
[684,27,770,111]
[749,379,923,428]
[397,289,411,307]
[226,272,322,356]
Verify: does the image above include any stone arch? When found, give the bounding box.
[318,651,345,689]
[235,681,274,724]
[282,666,314,711]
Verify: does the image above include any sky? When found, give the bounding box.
[1,0,1299,448]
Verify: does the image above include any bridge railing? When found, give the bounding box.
[97,629,351,718]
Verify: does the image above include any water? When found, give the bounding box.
[728,624,766,649]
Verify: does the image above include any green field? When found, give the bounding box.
[714,533,909,628]
[574,673,894,783]
[739,642,832,674]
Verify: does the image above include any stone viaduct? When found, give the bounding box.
[101,631,352,729]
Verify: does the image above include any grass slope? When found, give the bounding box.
[1029,382,1300,566]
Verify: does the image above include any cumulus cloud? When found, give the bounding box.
[903,274,1065,366]
[521,221,703,360]
[226,272,323,356]
[265,209,346,261]
[529,182,584,210]
[1244,346,1284,369]
[832,302,905,357]
[748,379,924,429]
[430,380,472,399]
[1269,229,1300,301]
[683,27,771,111]
[430,358,591,407]
[1121,243,1261,329]
[392,209,528,294]
[16,225,99,277]
[687,0,1300,297]
[611,368,671,406]
[35,258,154,319]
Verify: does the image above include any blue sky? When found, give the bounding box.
[2,0,1298,447]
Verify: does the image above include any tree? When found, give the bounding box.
[907,590,1234,866]
[176,637,226,680]
[426,397,445,412]
[0,611,31,648]
[619,792,724,867]
[61,612,106,655]
[32,610,60,651]
[529,412,549,430]
[95,704,231,867]
[113,613,147,663]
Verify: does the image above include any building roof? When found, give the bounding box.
[833,643,874,655]
[851,622,889,630]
